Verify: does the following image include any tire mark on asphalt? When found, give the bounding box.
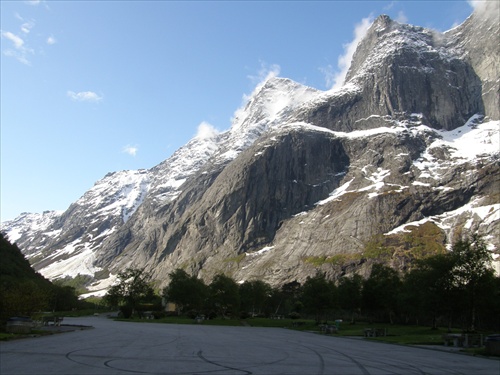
[197,350,253,375]
[303,343,371,375]
[306,341,468,375]
[300,345,325,375]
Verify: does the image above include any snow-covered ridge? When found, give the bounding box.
[2,210,63,244]
[80,169,150,223]
[217,77,320,162]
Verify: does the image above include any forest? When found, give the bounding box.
[104,235,500,332]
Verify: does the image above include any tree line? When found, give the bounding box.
[104,234,499,331]
[0,234,82,328]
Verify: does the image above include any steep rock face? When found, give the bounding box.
[98,116,499,288]
[447,1,500,120]
[1,6,499,292]
[299,14,484,132]
[202,121,499,286]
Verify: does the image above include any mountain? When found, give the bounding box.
[2,3,499,296]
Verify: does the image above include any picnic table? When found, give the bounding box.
[42,316,63,326]
[442,333,484,348]
[364,328,387,337]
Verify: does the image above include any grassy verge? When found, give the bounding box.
[334,323,462,345]
[0,332,16,341]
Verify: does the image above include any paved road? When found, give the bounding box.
[1,316,499,375]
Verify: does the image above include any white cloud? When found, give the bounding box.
[3,49,30,65]
[247,61,281,87]
[195,121,219,139]
[330,15,374,90]
[395,11,408,24]
[25,0,41,5]
[21,21,35,34]
[1,31,25,49]
[122,145,138,156]
[1,31,34,65]
[318,64,336,89]
[384,1,396,11]
[67,91,103,102]
[46,36,56,45]
[467,0,481,9]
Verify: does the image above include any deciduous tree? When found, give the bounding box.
[162,269,208,313]
[104,268,155,318]
[301,272,337,323]
[209,274,240,318]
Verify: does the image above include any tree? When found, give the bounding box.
[450,234,494,331]
[301,273,337,323]
[209,274,240,318]
[0,280,51,317]
[162,269,208,314]
[50,285,79,312]
[338,274,363,324]
[239,280,272,316]
[362,264,401,324]
[401,254,456,328]
[279,281,303,317]
[104,268,155,318]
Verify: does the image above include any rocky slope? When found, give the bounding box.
[2,3,499,294]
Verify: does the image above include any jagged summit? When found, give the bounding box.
[2,7,498,294]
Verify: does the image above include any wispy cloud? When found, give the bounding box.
[467,0,491,15]
[122,145,138,156]
[247,61,281,87]
[467,1,481,9]
[2,31,25,49]
[1,30,33,65]
[384,1,396,11]
[67,91,103,102]
[21,20,35,34]
[195,121,220,139]
[318,64,336,89]
[4,4,53,65]
[395,11,408,24]
[328,15,374,90]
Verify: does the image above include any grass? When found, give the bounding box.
[339,324,455,345]
[0,332,16,341]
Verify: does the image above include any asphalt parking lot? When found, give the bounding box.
[1,316,499,375]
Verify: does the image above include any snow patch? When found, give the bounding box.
[316,178,355,205]
[247,246,275,257]
[40,243,102,280]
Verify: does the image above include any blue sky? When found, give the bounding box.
[1,1,477,221]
